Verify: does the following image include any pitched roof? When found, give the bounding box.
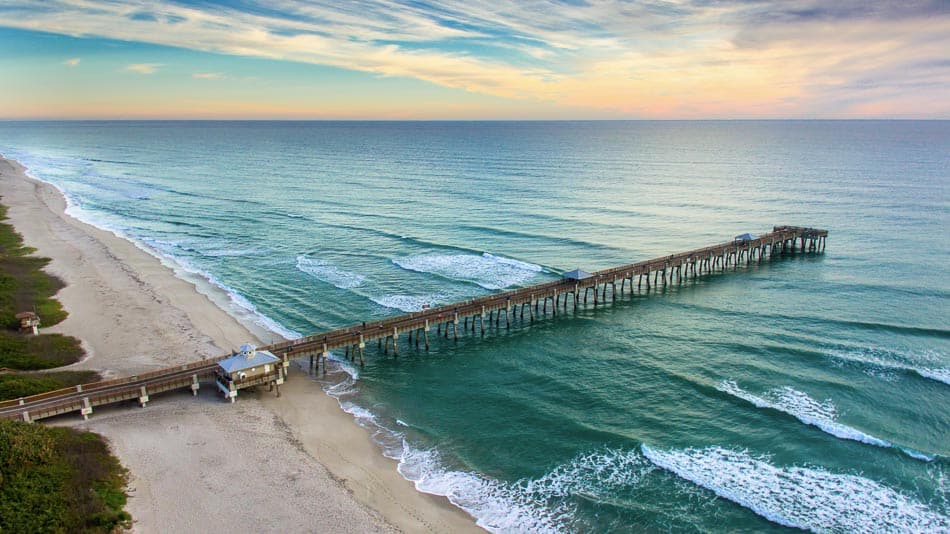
[564,268,593,280]
[217,349,281,374]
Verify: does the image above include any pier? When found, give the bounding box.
[0,225,826,422]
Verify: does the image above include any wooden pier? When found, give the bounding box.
[0,225,826,422]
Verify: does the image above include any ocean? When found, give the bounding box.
[1,120,947,532]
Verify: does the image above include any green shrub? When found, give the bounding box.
[0,331,84,370]
[0,202,126,532]
[0,419,131,533]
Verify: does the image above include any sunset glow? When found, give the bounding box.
[1,1,947,119]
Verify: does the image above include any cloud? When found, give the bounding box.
[3,0,949,116]
[63,57,80,67]
[192,72,223,79]
[125,63,162,74]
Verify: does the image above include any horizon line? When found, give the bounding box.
[2,118,947,122]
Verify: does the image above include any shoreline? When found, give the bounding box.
[0,155,481,533]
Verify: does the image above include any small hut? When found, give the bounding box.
[563,268,593,281]
[214,343,283,402]
[15,312,40,335]
[735,233,757,242]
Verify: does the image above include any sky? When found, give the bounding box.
[0,0,948,119]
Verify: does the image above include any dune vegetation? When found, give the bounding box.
[0,199,128,531]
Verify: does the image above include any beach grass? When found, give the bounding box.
[0,332,86,370]
[0,200,84,371]
[0,418,131,533]
[0,202,69,329]
[0,196,129,531]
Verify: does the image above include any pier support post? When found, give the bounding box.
[138,386,149,407]
[191,373,200,395]
[81,397,92,420]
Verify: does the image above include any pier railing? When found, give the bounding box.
[0,225,826,422]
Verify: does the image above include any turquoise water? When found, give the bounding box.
[1,121,948,532]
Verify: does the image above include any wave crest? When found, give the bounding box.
[393,252,543,290]
[401,446,654,533]
[717,380,894,448]
[642,444,950,533]
[827,347,949,387]
[296,255,365,289]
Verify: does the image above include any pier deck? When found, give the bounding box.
[0,225,826,422]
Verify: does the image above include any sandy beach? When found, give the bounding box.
[0,155,480,533]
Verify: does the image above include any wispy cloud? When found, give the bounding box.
[63,57,80,67]
[4,0,949,116]
[126,63,162,75]
[192,72,223,79]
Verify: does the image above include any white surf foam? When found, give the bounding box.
[717,380,894,449]
[642,445,950,533]
[296,255,365,289]
[370,294,448,312]
[324,351,360,380]
[392,252,543,290]
[178,260,303,341]
[202,247,265,257]
[482,252,544,273]
[314,358,659,533]
[917,367,950,386]
[399,446,655,533]
[903,448,938,462]
[7,154,303,343]
[827,347,950,387]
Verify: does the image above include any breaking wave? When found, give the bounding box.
[716,381,937,461]
[392,252,543,290]
[296,255,365,289]
[642,445,950,533]
[399,446,655,533]
[826,347,950,386]
[718,381,889,445]
[369,294,449,312]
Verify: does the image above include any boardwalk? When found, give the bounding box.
[1,225,826,422]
